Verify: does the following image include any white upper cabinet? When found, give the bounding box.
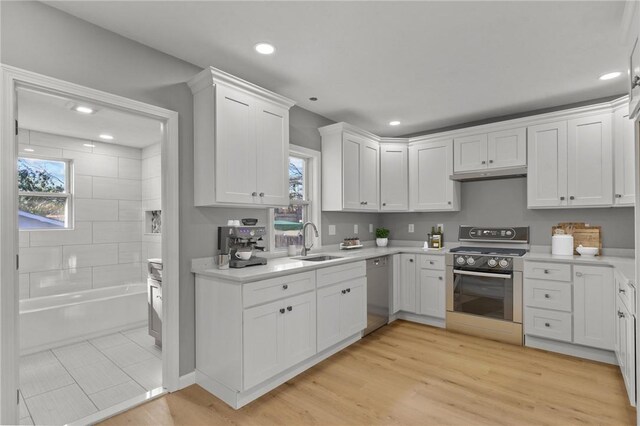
[566,113,613,207]
[454,133,488,172]
[614,103,635,206]
[188,67,295,208]
[320,124,380,211]
[453,128,526,174]
[380,143,408,211]
[409,139,460,211]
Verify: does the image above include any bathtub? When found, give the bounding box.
[20,283,148,355]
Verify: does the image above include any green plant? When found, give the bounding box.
[376,227,390,239]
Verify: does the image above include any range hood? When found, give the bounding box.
[449,166,527,182]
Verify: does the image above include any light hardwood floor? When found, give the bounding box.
[101,320,636,425]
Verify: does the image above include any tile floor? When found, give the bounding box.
[19,327,162,425]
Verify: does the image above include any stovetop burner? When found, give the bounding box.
[449,246,527,257]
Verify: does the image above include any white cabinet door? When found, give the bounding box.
[392,254,401,314]
[624,309,636,406]
[380,144,408,211]
[342,134,362,210]
[317,283,343,352]
[215,85,258,204]
[527,121,568,208]
[567,114,613,207]
[256,101,289,206]
[614,107,635,206]
[360,140,380,210]
[399,254,417,313]
[573,265,614,350]
[340,277,367,337]
[487,128,526,169]
[243,299,284,389]
[282,292,316,369]
[454,133,488,172]
[418,268,445,319]
[409,139,459,211]
[615,293,627,382]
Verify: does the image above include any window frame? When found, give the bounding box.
[268,145,321,252]
[17,155,74,230]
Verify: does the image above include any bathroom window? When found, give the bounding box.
[18,157,73,229]
[269,146,321,251]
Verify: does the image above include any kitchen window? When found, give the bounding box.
[269,145,321,251]
[18,157,73,230]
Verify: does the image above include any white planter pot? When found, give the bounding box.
[376,238,388,247]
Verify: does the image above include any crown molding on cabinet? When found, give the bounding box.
[188,66,296,109]
[318,121,380,141]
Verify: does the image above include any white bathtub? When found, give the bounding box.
[20,283,147,354]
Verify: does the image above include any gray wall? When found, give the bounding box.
[382,178,635,249]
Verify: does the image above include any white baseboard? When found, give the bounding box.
[525,335,617,365]
[178,371,196,389]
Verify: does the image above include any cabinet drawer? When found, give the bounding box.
[524,307,572,342]
[524,262,572,282]
[524,279,572,312]
[616,271,636,316]
[317,261,366,288]
[420,255,445,270]
[243,271,316,308]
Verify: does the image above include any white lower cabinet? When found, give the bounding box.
[394,254,446,322]
[243,291,316,390]
[573,265,614,350]
[417,268,445,319]
[399,254,417,313]
[615,270,636,406]
[317,277,367,352]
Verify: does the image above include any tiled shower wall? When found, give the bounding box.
[142,144,161,262]
[18,130,146,299]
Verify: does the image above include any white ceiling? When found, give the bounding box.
[47,1,628,137]
[17,87,164,148]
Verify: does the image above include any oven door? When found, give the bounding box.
[451,269,514,321]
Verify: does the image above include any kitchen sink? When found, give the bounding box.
[294,255,343,262]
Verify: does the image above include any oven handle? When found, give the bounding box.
[453,270,512,279]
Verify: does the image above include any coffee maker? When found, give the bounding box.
[217,226,268,268]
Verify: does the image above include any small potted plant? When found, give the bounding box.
[376,227,390,247]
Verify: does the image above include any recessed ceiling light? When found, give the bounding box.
[99,134,114,140]
[599,71,621,81]
[74,106,94,114]
[23,148,34,152]
[254,43,275,55]
[83,143,96,148]
[389,121,401,126]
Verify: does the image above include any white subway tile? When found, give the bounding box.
[62,244,118,269]
[92,263,143,288]
[118,242,142,264]
[141,155,161,179]
[93,143,141,160]
[141,198,161,212]
[75,199,118,222]
[20,274,30,299]
[142,177,161,201]
[65,150,118,178]
[118,201,142,221]
[19,144,62,158]
[74,176,92,198]
[93,222,142,243]
[29,131,92,152]
[93,177,141,201]
[29,268,92,298]
[118,157,141,180]
[19,232,29,248]
[19,247,62,273]
[29,222,92,247]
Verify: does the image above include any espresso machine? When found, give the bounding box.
[217,225,268,268]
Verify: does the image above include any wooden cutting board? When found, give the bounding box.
[551,222,602,255]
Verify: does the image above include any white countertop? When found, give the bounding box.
[192,243,636,286]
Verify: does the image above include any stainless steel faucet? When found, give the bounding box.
[300,222,319,256]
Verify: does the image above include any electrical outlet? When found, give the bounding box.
[408,224,415,233]
[369,224,373,233]
[328,225,336,236]
[354,224,359,234]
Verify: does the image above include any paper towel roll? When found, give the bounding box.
[552,234,574,256]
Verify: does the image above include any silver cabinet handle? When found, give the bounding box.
[382,203,387,206]
[543,269,550,274]
[481,160,486,164]
[448,201,452,205]
[252,192,258,196]
[544,322,550,327]
[560,196,565,201]
[544,294,550,299]
[489,160,494,164]
[576,272,583,277]
[616,194,622,198]
[429,261,435,265]
[409,259,414,263]
[618,310,625,318]
[438,276,443,280]
[282,284,288,290]
[569,196,575,200]
[280,308,285,314]
[619,288,626,294]
[259,192,265,197]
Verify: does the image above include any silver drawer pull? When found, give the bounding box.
[619,288,626,294]
[438,276,443,280]
[544,294,550,299]
[429,261,435,265]
[543,269,550,274]
[575,272,583,277]
[618,311,625,318]
[282,284,288,290]
[544,322,550,327]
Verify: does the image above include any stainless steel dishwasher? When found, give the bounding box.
[364,256,390,336]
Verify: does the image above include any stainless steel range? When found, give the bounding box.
[445,226,529,345]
